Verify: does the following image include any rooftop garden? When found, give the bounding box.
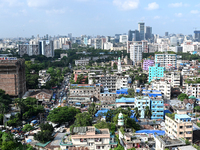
[166,113,175,120]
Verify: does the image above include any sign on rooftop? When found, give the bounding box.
[0,57,17,60]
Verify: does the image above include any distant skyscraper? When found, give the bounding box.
[68,33,72,39]
[138,22,145,41]
[170,37,178,46]
[106,36,111,42]
[130,43,142,66]
[165,32,169,37]
[145,26,152,40]
[194,30,200,42]
[128,30,134,41]
[134,30,140,41]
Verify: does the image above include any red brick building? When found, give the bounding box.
[0,58,26,97]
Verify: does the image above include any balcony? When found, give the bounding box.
[95,141,102,145]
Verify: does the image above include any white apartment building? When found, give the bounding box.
[119,35,128,43]
[104,42,113,50]
[155,54,177,69]
[75,59,89,66]
[130,43,142,66]
[181,41,200,53]
[151,79,171,100]
[94,38,103,49]
[186,84,200,99]
[60,126,117,150]
[164,72,181,88]
[88,73,130,92]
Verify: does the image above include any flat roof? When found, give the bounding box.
[116,97,135,103]
[176,114,191,119]
[178,145,197,150]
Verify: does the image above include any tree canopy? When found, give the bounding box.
[178,93,188,101]
[47,106,80,124]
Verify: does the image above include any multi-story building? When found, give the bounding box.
[151,98,164,120]
[130,43,142,66]
[149,64,165,82]
[38,70,51,87]
[104,42,113,50]
[135,96,151,119]
[186,84,200,99]
[119,35,128,43]
[164,71,181,88]
[143,59,154,71]
[94,38,103,49]
[151,79,171,100]
[75,59,89,66]
[165,112,193,142]
[138,22,145,41]
[155,53,177,69]
[60,126,117,150]
[0,58,26,97]
[88,73,130,92]
[19,40,54,57]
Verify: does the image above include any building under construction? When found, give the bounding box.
[0,58,26,97]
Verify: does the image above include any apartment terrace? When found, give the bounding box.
[156,135,186,147]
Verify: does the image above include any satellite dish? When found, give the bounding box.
[161,122,165,126]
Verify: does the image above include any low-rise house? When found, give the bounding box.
[22,89,53,102]
[183,99,194,111]
[115,97,135,109]
[75,59,89,66]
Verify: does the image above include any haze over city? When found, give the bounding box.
[1,0,200,37]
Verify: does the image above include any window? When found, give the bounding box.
[180,126,183,129]
[96,146,100,149]
[102,146,104,149]
[179,132,183,134]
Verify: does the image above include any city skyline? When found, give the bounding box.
[0,0,200,38]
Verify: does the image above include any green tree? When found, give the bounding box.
[22,124,34,132]
[34,123,54,143]
[195,106,200,112]
[88,103,97,117]
[47,106,80,124]
[185,139,190,145]
[178,93,188,101]
[94,121,116,135]
[113,63,117,69]
[133,107,140,120]
[127,89,135,97]
[144,106,152,120]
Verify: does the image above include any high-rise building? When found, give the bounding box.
[94,38,102,49]
[0,58,26,97]
[165,32,169,37]
[170,37,178,46]
[68,33,72,39]
[143,59,155,71]
[194,30,200,42]
[134,30,140,41]
[155,53,177,69]
[106,36,111,42]
[135,96,151,118]
[128,30,134,41]
[19,40,54,57]
[145,26,152,41]
[130,43,142,66]
[138,22,145,41]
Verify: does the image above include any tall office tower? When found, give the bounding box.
[138,22,145,41]
[145,26,152,40]
[130,43,142,66]
[68,33,72,39]
[165,32,169,37]
[83,37,88,45]
[94,38,102,49]
[170,37,178,46]
[37,34,40,40]
[128,30,134,41]
[39,40,54,57]
[194,30,200,42]
[46,34,49,40]
[118,57,122,73]
[0,58,26,97]
[134,30,140,41]
[19,44,39,57]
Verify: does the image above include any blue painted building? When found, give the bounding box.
[149,64,165,82]
[135,96,151,119]
[175,114,191,122]
[115,97,135,108]
[151,99,164,120]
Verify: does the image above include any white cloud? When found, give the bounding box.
[168,2,189,8]
[1,0,24,7]
[113,0,139,11]
[146,2,159,10]
[27,0,50,8]
[154,16,160,19]
[175,13,182,17]
[191,10,199,14]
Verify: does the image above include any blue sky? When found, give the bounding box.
[0,0,200,38]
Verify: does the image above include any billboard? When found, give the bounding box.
[0,57,17,60]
